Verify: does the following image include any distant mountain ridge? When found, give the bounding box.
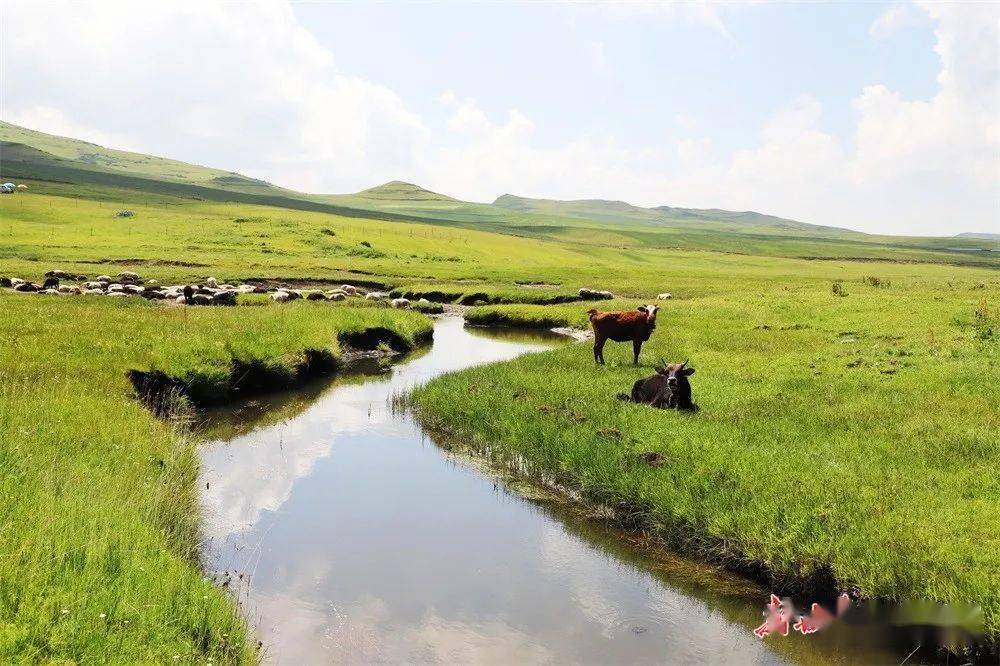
[1,120,995,266]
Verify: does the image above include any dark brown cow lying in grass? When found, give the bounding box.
[588,305,658,365]
[618,360,696,410]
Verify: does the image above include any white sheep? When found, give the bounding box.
[391,297,411,309]
[340,284,357,295]
[96,275,112,283]
[107,284,124,292]
[84,288,105,295]
[107,292,128,298]
[205,277,219,288]
[117,271,141,283]
[327,292,346,301]
[657,293,672,300]
[365,291,387,301]
[271,291,292,303]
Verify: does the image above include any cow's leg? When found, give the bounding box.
[594,335,606,364]
[632,339,642,365]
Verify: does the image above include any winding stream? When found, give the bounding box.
[198,317,890,664]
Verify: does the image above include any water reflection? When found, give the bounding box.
[200,317,787,664]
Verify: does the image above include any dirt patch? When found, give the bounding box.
[84,258,210,267]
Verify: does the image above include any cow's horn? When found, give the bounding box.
[680,359,688,368]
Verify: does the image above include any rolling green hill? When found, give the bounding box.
[1,120,996,266]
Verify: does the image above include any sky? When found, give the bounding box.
[2,1,998,236]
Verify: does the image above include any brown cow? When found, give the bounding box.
[588,304,659,365]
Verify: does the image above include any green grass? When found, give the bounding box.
[4,120,998,267]
[414,281,1000,639]
[3,122,1000,659]
[0,295,430,661]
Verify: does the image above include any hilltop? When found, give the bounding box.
[355,180,455,202]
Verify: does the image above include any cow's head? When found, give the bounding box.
[656,359,694,389]
[638,304,659,327]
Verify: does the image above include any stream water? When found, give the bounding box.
[198,317,894,664]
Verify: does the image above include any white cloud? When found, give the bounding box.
[2,0,428,193]
[869,3,923,40]
[568,0,737,43]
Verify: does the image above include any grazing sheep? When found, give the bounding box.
[271,291,292,303]
[657,293,672,300]
[182,285,195,304]
[117,271,141,283]
[212,291,237,306]
[14,282,38,292]
[57,285,80,294]
[327,292,346,302]
[106,292,128,298]
[237,284,257,294]
[192,293,213,305]
[391,298,411,309]
[206,277,219,288]
[305,290,326,301]
[41,277,60,290]
[84,288,105,295]
[39,289,59,295]
[340,284,357,295]
[124,284,144,295]
[618,361,696,410]
[0,277,12,288]
[141,288,166,300]
[579,287,614,300]
[588,305,659,365]
[84,281,105,290]
[365,291,388,301]
[96,275,112,283]
[45,269,75,279]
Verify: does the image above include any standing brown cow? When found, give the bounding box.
[588,305,659,365]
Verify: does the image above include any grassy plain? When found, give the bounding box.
[2,124,999,658]
[416,276,1000,639]
[0,295,429,661]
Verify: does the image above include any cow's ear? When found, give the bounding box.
[637,305,647,313]
[682,367,695,376]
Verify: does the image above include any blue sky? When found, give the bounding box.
[3,1,997,235]
[295,2,938,154]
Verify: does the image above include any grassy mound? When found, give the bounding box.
[0,295,430,661]
[415,282,1000,639]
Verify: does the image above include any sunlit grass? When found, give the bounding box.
[0,295,430,661]
[415,279,1000,637]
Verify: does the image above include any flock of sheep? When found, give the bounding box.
[0,269,427,309]
[3,270,673,312]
